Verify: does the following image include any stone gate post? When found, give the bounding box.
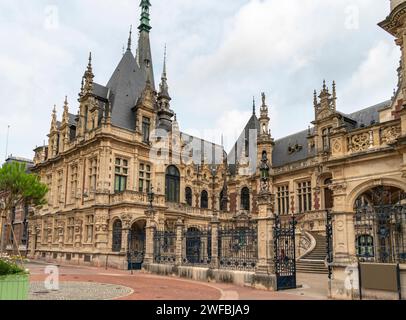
[175,218,184,266]
[210,211,220,269]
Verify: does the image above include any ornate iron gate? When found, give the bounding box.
[274,215,297,290]
[127,229,145,270]
[354,186,406,263]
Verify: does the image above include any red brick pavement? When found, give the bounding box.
[28,262,317,300]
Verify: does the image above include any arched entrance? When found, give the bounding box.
[354,185,406,263]
[128,220,146,270]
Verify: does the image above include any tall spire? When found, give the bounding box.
[252,96,256,115]
[158,45,170,100]
[62,96,69,125]
[127,25,133,51]
[50,105,58,133]
[139,0,152,33]
[82,52,94,95]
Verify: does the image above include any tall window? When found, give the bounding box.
[139,163,151,193]
[241,187,250,211]
[84,106,89,131]
[46,174,53,205]
[112,220,122,252]
[85,215,94,243]
[220,189,227,211]
[201,190,209,209]
[56,170,63,205]
[277,185,290,215]
[53,218,58,243]
[324,178,333,209]
[88,157,97,192]
[70,165,78,203]
[165,165,180,203]
[67,217,74,243]
[322,127,332,151]
[142,117,151,143]
[185,187,193,206]
[115,158,128,193]
[297,181,312,213]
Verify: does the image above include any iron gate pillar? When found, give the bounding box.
[144,210,156,265]
[175,218,184,266]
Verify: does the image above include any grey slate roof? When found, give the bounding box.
[107,50,148,131]
[271,100,392,168]
[227,114,260,175]
[180,132,224,166]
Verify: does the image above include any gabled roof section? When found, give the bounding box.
[273,129,315,168]
[227,114,260,175]
[106,50,148,131]
[272,100,391,168]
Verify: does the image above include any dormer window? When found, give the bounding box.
[322,127,332,151]
[142,117,150,143]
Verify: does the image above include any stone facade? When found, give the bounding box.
[27,0,406,294]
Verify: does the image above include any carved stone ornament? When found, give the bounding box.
[381,125,401,144]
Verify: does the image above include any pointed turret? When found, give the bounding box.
[138,0,155,90]
[158,45,171,101]
[81,52,94,98]
[252,96,256,115]
[62,96,69,125]
[50,105,58,133]
[127,25,133,51]
[157,46,174,131]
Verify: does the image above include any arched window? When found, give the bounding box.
[324,178,333,209]
[201,190,209,209]
[241,187,250,211]
[185,187,193,206]
[166,165,180,203]
[219,189,227,211]
[112,220,122,252]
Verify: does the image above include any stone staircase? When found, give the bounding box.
[296,233,328,274]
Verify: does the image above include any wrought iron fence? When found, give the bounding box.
[218,220,258,271]
[354,186,406,264]
[153,230,176,264]
[182,227,212,266]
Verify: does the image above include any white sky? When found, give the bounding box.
[0,0,400,161]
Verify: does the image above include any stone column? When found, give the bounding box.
[210,212,220,269]
[175,218,184,266]
[94,210,109,251]
[256,191,274,274]
[329,182,357,299]
[144,209,156,265]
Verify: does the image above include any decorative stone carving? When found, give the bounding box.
[121,213,132,229]
[349,133,369,153]
[332,138,342,153]
[329,183,347,195]
[381,125,401,144]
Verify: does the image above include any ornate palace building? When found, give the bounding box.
[28,0,406,297]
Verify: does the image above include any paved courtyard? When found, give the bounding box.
[26,262,329,300]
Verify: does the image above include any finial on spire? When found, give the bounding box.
[127,25,133,51]
[139,0,152,33]
[163,44,167,76]
[323,79,326,91]
[313,90,317,106]
[252,96,256,115]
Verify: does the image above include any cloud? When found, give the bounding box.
[0,0,399,162]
